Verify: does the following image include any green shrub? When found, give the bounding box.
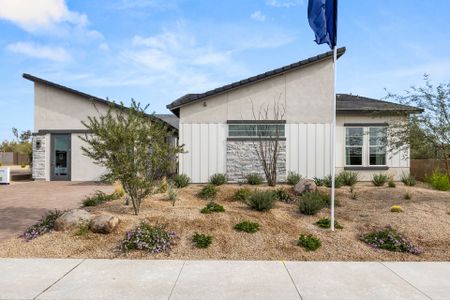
[313,177,324,186]
[232,187,252,202]
[197,184,219,200]
[401,173,416,186]
[323,174,343,188]
[82,190,120,207]
[20,210,64,241]
[192,233,213,248]
[338,171,358,186]
[122,223,176,253]
[209,173,227,185]
[167,184,177,206]
[246,173,264,185]
[297,234,321,251]
[273,188,293,203]
[317,191,340,207]
[428,170,450,191]
[315,217,343,229]
[298,191,325,215]
[361,226,421,255]
[73,223,90,236]
[172,174,190,188]
[200,202,225,214]
[287,171,302,185]
[234,221,260,233]
[372,173,389,186]
[246,190,276,211]
[388,180,396,188]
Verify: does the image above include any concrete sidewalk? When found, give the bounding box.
[0,259,448,300]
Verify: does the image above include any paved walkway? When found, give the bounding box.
[0,259,448,300]
[0,182,113,240]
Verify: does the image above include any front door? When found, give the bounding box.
[51,134,71,181]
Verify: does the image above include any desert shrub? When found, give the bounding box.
[401,173,416,186]
[273,188,293,203]
[197,184,219,200]
[390,205,404,213]
[427,170,450,191]
[192,233,212,248]
[318,191,340,207]
[298,191,325,215]
[167,184,177,206]
[234,221,260,233]
[209,173,227,185]
[246,190,276,211]
[246,173,264,185]
[82,190,119,207]
[172,173,190,188]
[232,187,252,202]
[20,210,64,241]
[361,226,422,255]
[122,223,176,253]
[372,173,389,186]
[114,182,125,197]
[323,174,343,188]
[73,223,90,236]
[297,234,321,251]
[388,180,396,188]
[404,192,412,200]
[315,217,343,229]
[200,202,225,214]
[287,171,302,185]
[156,177,169,193]
[313,177,324,186]
[338,171,358,186]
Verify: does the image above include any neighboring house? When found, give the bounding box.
[167,47,422,182]
[23,74,178,181]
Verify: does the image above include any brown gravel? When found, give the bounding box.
[0,182,449,261]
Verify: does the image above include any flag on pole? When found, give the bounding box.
[307,0,337,49]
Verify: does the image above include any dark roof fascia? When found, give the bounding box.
[167,47,346,115]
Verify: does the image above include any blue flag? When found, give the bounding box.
[308,0,337,49]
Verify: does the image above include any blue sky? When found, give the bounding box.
[1,0,450,140]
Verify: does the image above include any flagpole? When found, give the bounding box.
[330,45,337,231]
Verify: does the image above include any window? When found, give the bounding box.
[345,126,387,167]
[228,124,285,138]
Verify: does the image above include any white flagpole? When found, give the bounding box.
[330,45,337,231]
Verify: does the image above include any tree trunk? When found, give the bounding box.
[444,152,450,185]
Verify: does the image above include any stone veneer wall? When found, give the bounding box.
[32,135,46,180]
[226,140,286,182]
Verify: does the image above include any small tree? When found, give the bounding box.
[80,100,182,215]
[386,75,450,183]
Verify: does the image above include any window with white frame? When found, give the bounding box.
[345,126,387,166]
[228,123,285,138]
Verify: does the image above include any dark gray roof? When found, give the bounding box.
[336,94,423,113]
[23,73,179,130]
[167,47,347,116]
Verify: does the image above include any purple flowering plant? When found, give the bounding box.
[20,210,64,241]
[361,226,422,255]
[122,222,176,254]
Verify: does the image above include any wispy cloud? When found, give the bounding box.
[111,0,177,10]
[266,0,303,8]
[6,41,72,62]
[250,11,266,22]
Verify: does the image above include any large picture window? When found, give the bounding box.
[345,126,387,167]
[228,124,285,138]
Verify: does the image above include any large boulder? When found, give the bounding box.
[54,209,92,231]
[294,179,317,195]
[90,214,120,234]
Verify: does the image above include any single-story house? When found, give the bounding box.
[24,47,422,182]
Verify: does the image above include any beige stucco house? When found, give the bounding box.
[25,47,421,182]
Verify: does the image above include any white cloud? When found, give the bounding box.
[112,0,177,10]
[0,0,87,32]
[266,0,303,8]
[250,11,266,22]
[6,41,72,62]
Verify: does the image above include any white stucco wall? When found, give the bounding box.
[71,134,107,181]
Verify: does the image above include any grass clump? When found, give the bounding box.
[20,210,64,241]
[323,174,343,188]
[298,191,326,215]
[172,173,190,188]
[427,170,450,191]
[297,234,321,251]
[122,223,176,253]
[313,177,324,186]
[273,188,293,203]
[200,202,225,214]
[315,217,343,229]
[404,192,412,200]
[232,187,252,202]
[82,190,120,207]
[361,226,422,255]
[167,184,177,206]
[388,180,396,188]
[246,173,264,185]
[246,190,276,211]
[73,223,90,237]
[197,184,219,200]
[338,171,358,186]
[401,173,416,186]
[209,173,227,186]
[372,173,389,186]
[287,171,302,185]
[192,233,213,248]
[234,221,260,233]
[390,205,404,213]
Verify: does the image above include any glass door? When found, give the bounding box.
[51,134,71,181]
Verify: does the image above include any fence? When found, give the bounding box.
[0,152,30,166]
[410,159,448,181]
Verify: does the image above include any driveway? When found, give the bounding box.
[0,181,114,240]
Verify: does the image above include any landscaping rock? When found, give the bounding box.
[54,209,92,231]
[90,214,120,234]
[294,179,317,195]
